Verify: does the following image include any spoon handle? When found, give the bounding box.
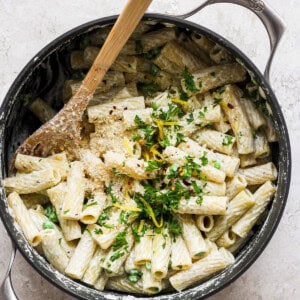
[69,0,152,107]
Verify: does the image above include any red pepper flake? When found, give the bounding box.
[109,110,113,115]
[113,106,117,110]
[227,103,234,109]
[137,163,140,167]
[124,107,128,110]
[182,180,191,186]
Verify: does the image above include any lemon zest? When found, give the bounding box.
[154,120,164,139]
[139,197,163,228]
[113,203,142,212]
[138,219,145,232]
[123,137,133,156]
[150,144,163,162]
[143,150,150,162]
[124,179,131,203]
[161,121,178,126]
[172,98,189,106]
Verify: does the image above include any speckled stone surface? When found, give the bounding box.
[0,0,299,299]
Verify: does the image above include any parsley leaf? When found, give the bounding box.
[110,251,125,262]
[143,47,162,60]
[94,228,103,235]
[149,63,161,76]
[222,135,234,146]
[196,195,204,205]
[182,66,199,93]
[145,160,161,171]
[128,269,143,283]
[200,152,208,166]
[135,40,143,54]
[213,160,221,169]
[112,167,130,178]
[97,212,110,225]
[42,220,54,230]
[186,112,194,124]
[112,231,128,252]
[106,183,118,203]
[168,220,182,236]
[44,205,58,223]
[137,82,159,96]
[167,164,179,179]
[176,132,185,145]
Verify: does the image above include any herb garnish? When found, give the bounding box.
[149,64,161,76]
[135,40,143,54]
[222,135,234,146]
[182,67,199,93]
[137,82,159,96]
[106,183,118,203]
[44,205,58,223]
[128,269,143,283]
[145,160,162,171]
[42,220,54,230]
[213,160,221,169]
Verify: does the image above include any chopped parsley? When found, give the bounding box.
[196,195,204,205]
[128,269,143,283]
[159,135,171,148]
[168,219,182,236]
[145,160,162,171]
[176,132,185,145]
[256,99,271,116]
[94,228,103,235]
[183,66,199,93]
[112,231,128,252]
[145,261,151,270]
[119,211,130,224]
[167,164,180,179]
[199,106,208,118]
[213,98,222,106]
[195,251,205,257]
[106,183,118,203]
[222,135,234,146]
[179,89,189,101]
[186,112,194,124]
[143,47,162,60]
[97,211,110,226]
[44,205,58,223]
[112,167,130,178]
[213,160,221,169]
[135,40,143,54]
[137,82,159,96]
[152,103,184,122]
[110,251,125,262]
[134,115,157,148]
[83,201,98,209]
[200,152,208,166]
[42,221,54,230]
[149,63,161,76]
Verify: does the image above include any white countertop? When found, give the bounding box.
[0,0,299,299]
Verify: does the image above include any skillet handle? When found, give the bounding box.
[0,239,18,300]
[173,0,286,81]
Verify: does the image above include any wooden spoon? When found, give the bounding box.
[15,0,152,158]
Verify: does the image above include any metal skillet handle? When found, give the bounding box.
[174,0,286,81]
[0,238,18,300]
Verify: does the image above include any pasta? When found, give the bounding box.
[2,21,279,295]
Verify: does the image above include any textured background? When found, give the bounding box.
[0,0,299,299]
